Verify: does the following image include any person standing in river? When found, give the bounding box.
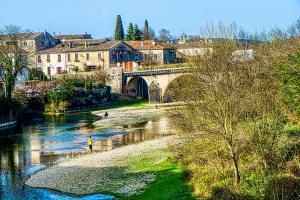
[88,136,93,152]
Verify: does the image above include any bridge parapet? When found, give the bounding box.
[123,67,191,77]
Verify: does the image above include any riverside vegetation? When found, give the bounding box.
[167,22,300,199]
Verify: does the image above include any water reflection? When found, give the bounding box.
[0,113,173,199]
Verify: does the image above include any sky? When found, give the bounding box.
[0,0,300,38]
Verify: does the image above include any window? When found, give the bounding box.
[58,54,61,62]
[46,55,50,63]
[56,67,62,74]
[67,54,71,62]
[98,52,102,61]
[75,53,79,62]
[153,54,158,62]
[37,55,41,63]
[86,53,89,61]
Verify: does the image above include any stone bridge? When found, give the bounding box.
[123,67,190,103]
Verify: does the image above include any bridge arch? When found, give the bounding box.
[127,76,149,99]
[163,74,194,103]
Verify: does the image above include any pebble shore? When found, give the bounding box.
[92,106,164,127]
[26,136,176,196]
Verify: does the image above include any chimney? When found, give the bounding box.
[68,41,74,48]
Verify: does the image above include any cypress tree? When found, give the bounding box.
[114,15,124,40]
[133,24,142,41]
[143,20,150,40]
[126,23,134,41]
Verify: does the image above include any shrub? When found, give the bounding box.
[28,68,48,81]
[265,175,300,200]
[211,187,255,200]
[45,101,68,114]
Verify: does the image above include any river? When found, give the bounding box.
[0,112,172,200]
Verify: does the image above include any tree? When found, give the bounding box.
[159,29,172,41]
[143,20,150,40]
[133,24,142,41]
[168,22,300,197]
[0,25,29,101]
[114,15,124,41]
[125,23,134,41]
[149,27,156,40]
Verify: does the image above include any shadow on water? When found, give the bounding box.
[0,113,173,199]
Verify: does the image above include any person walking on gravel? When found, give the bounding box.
[88,136,93,152]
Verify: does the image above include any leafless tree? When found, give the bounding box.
[0,25,33,101]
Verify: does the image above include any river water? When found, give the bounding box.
[0,112,172,200]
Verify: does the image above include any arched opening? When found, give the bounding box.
[149,81,161,103]
[127,77,148,99]
[163,75,193,103]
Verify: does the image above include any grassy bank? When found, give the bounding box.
[85,99,150,113]
[119,149,195,200]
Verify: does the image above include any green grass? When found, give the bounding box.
[120,150,195,200]
[90,99,150,112]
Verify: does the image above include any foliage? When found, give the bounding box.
[133,24,142,41]
[277,53,300,118]
[264,175,300,200]
[45,101,68,114]
[45,75,111,114]
[168,37,300,199]
[126,23,134,41]
[114,15,124,41]
[159,29,172,42]
[28,68,48,81]
[143,20,150,40]
[0,25,29,101]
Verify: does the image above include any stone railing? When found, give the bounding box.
[123,67,191,77]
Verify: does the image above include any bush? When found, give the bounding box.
[28,68,48,81]
[265,176,300,200]
[211,187,255,200]
[45,101,68,114]
[281,126,300,161]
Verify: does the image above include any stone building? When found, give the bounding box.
[36,40,136,92]
[125,40,177,66]
[0,31,58,68]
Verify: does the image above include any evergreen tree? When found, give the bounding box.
[143,20,150,40]
[133,24,142,41]
[126,23,134,41]
[114,15,124,40]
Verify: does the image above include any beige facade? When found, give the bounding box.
[36,40,178,93]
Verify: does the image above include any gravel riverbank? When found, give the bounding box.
[26,136,177,197]
[92,106,165,128]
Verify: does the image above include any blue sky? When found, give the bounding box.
[1,0,299,38]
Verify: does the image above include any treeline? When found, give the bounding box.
[114,15,173,41]
[168,19,300,199]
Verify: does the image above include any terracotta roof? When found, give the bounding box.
[125,40,174,50]
[62,39,108,45]
[37,41,123,54]
[54,34,92,40]
[0,32,44,40]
